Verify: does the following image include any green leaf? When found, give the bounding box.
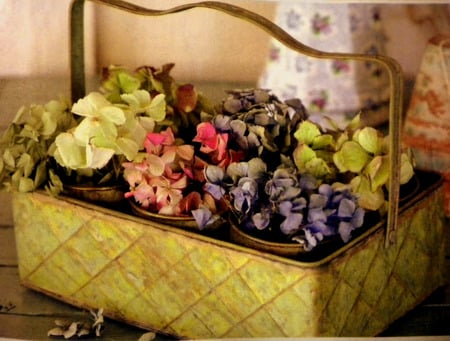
[85,145,115,169]
[365,155,389,191]
[18,177,35,193]
[12,106,28,124]
[98,105,126,125]
[254,113,273,126]
[45,169,64,196]
[335,131,349,150]
[293,144,316,173]
[40,110,58,137]
[138,116,156,133]
[119,117,147,149]
[346,112,361,131]
[400,152,415,184]
[123,89,152,109]
[115,137,139,161]
[249,125,277,152]
[121,91,146,109]
[294,120,321,145]
[73,117,118,145]
[117,72,141,94]
[72,92,111,118]
[305,157,331,179]
[333,141,370,173]
[20,125,39,141]
[355,127,381,154]
[312,134,334,149]
[351,175,385,211]
[53,133,85,169]
[17,153,33,178]
[3,149,15,168]
[147,94,166,122]
[11,169,22,188]
[90,135,116,150]
[34,160,47,188]
[44,98,68,115]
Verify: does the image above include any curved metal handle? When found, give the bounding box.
[71,0,403,247]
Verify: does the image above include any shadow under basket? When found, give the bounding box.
[12,170,447,338]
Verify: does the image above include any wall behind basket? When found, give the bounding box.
[93,0,277,83]
[94,2,449,84]
[0,1,447,83]
[0,0,97,78]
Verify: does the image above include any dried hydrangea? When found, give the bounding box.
[213,89,308,167]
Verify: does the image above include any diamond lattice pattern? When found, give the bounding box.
[13,190,446,338]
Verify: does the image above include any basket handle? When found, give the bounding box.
[70,0,403,247]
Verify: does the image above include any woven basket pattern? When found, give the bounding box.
[13,189,445,338]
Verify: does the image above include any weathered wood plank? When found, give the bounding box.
[0,225,16,266]
[0,192,13,228]
[0,314,153,340]
[0,266,164,340]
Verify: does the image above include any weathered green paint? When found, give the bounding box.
[12,182,446,338]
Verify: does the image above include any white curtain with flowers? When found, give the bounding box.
[258,3,391,119]
[258,3,450,124]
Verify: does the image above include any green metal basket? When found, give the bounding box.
[13,1,446,338]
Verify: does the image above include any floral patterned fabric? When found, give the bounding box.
[259,4,391,120]
[403,35,450,217]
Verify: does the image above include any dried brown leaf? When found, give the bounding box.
[94,325,102,337]
[47,327,65,337]
[138,332,157,341]
[63,322,79,339]
[91,308,104,336]
[48,308,105,339]
[54,319,71,328]
[77,327,90,337]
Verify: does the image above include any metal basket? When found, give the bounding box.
[12,1,446,338]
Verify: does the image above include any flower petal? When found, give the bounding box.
[280,213,303,235]
[72,92,110,118]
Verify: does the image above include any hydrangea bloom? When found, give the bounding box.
[302,183,365,251]
[123,127,223,229]
[204,156,366,252]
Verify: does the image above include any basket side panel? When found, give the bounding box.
[13,192,325,338]
[336,184,446,336]
[12,187,446,338]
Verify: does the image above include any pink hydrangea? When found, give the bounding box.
[193,122,231,168]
